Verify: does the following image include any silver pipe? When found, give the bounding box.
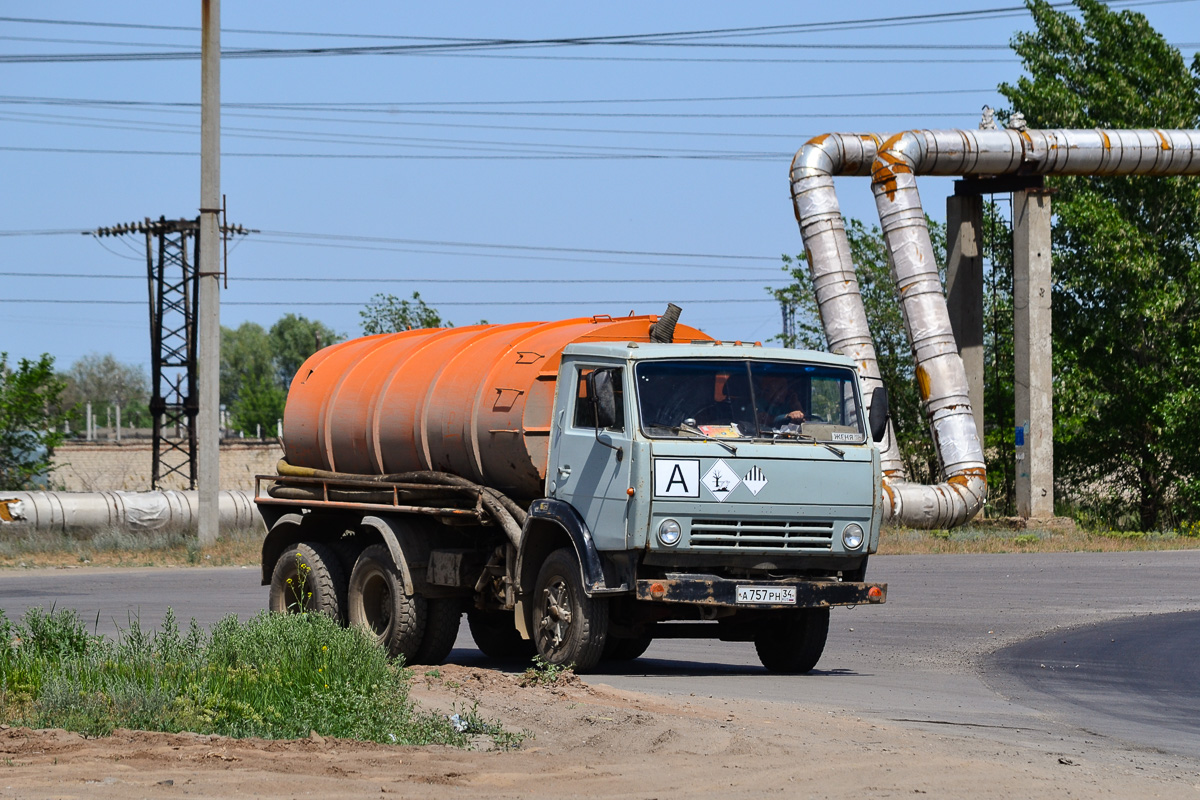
[793,128,1200,528]
[863,127,1200,528]
[869,132,986,528]
[789,133,907,478]
[0,490,262,534]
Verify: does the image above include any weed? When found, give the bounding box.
[519,655,574,687]
[1013,534,1040,546]
[448,700,527,750]
[286,552,313,612]
[0,606,481,746]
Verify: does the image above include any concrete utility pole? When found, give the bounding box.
[198,0,221,546]
[946,192,985,446]
[1013,187,1055,520]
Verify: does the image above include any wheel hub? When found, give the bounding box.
[538,580,572,648]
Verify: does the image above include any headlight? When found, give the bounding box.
[657,518,682,547]
[842,522,865,550]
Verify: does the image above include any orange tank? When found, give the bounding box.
[282,313,711,498]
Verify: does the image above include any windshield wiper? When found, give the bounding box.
[771,429,845,458]
[672,422,738,455]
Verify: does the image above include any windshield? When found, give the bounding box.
[635,359,865,442]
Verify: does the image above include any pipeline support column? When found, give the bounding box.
[946,192,985,447]
[1013,188,1054,519]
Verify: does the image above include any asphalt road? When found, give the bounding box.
[2,551,1199,762]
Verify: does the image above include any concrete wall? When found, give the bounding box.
[50,440,283,492]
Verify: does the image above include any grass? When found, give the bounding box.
[0,605,504,746]
[877,520,1200,555]
[0,524,264,569]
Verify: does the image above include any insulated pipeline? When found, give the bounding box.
[0,490,261,533]
[789,133,904,478]
[792,127,1200,529]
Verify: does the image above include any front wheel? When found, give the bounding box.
[347,544,426,662]
[754,607,830,674]
[532,547,608,672]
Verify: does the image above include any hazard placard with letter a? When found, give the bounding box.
[653,459,700,498]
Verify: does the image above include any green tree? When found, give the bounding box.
[360,292,449,335]
[60,353,151,433]
[229,375,287,440]
[0,353,69,489]
[220,322,274,407]
[269,314,342,388]
[1001,0,1200,529]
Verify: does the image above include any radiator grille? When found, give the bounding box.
[688,518,834,550]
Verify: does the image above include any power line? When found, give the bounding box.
[0,1,1183,42]
[253,229,778,261]
[4,228,780,262]
[0,145,787,160]
[0,87,995,108]
[0,272,783,283]
[0,297,777,307]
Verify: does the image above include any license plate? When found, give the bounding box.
[736,585,796,605]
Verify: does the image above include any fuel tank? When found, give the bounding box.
[282,313,710,498]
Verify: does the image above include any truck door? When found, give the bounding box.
[550,364,633,550]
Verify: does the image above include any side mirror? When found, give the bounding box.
[586,369,619,429]
[869,385,889,443]
[585,368,623,461]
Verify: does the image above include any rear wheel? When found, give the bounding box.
[467,609,536,660]
[268,542,346,621]
[410,598,462,665]
[753,607,830,674]
[532,548,608,672]
[347,544,426,662]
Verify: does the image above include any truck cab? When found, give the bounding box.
[520,341,886,671]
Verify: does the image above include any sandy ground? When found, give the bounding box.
[1,664,1199,799]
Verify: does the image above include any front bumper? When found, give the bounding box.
[635,576,886,609]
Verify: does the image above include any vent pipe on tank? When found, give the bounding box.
[792,127,1200,529]
[649,302,682,342]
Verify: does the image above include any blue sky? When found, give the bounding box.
[3,1,1198,373]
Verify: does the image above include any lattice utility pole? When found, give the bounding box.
[94,217,247,489]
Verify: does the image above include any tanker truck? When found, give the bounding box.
[256,306,888,673]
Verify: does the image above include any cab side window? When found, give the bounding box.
[572,367,625,431]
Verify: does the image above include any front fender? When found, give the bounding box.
[519,499,627,596]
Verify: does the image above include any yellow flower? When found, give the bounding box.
[322,646,327,651]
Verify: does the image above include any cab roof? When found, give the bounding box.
[562,340,859,369]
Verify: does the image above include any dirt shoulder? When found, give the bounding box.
[2,664,1197,799]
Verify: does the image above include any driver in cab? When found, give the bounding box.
[758,375,806,428]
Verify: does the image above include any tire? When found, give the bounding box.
[268,541,347,621]
[532,547,608,672]
[753,607,830,674]
[467,609,536,660]
[410,598,462,666]
[347,544,427,662]
[602,634,654,662]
